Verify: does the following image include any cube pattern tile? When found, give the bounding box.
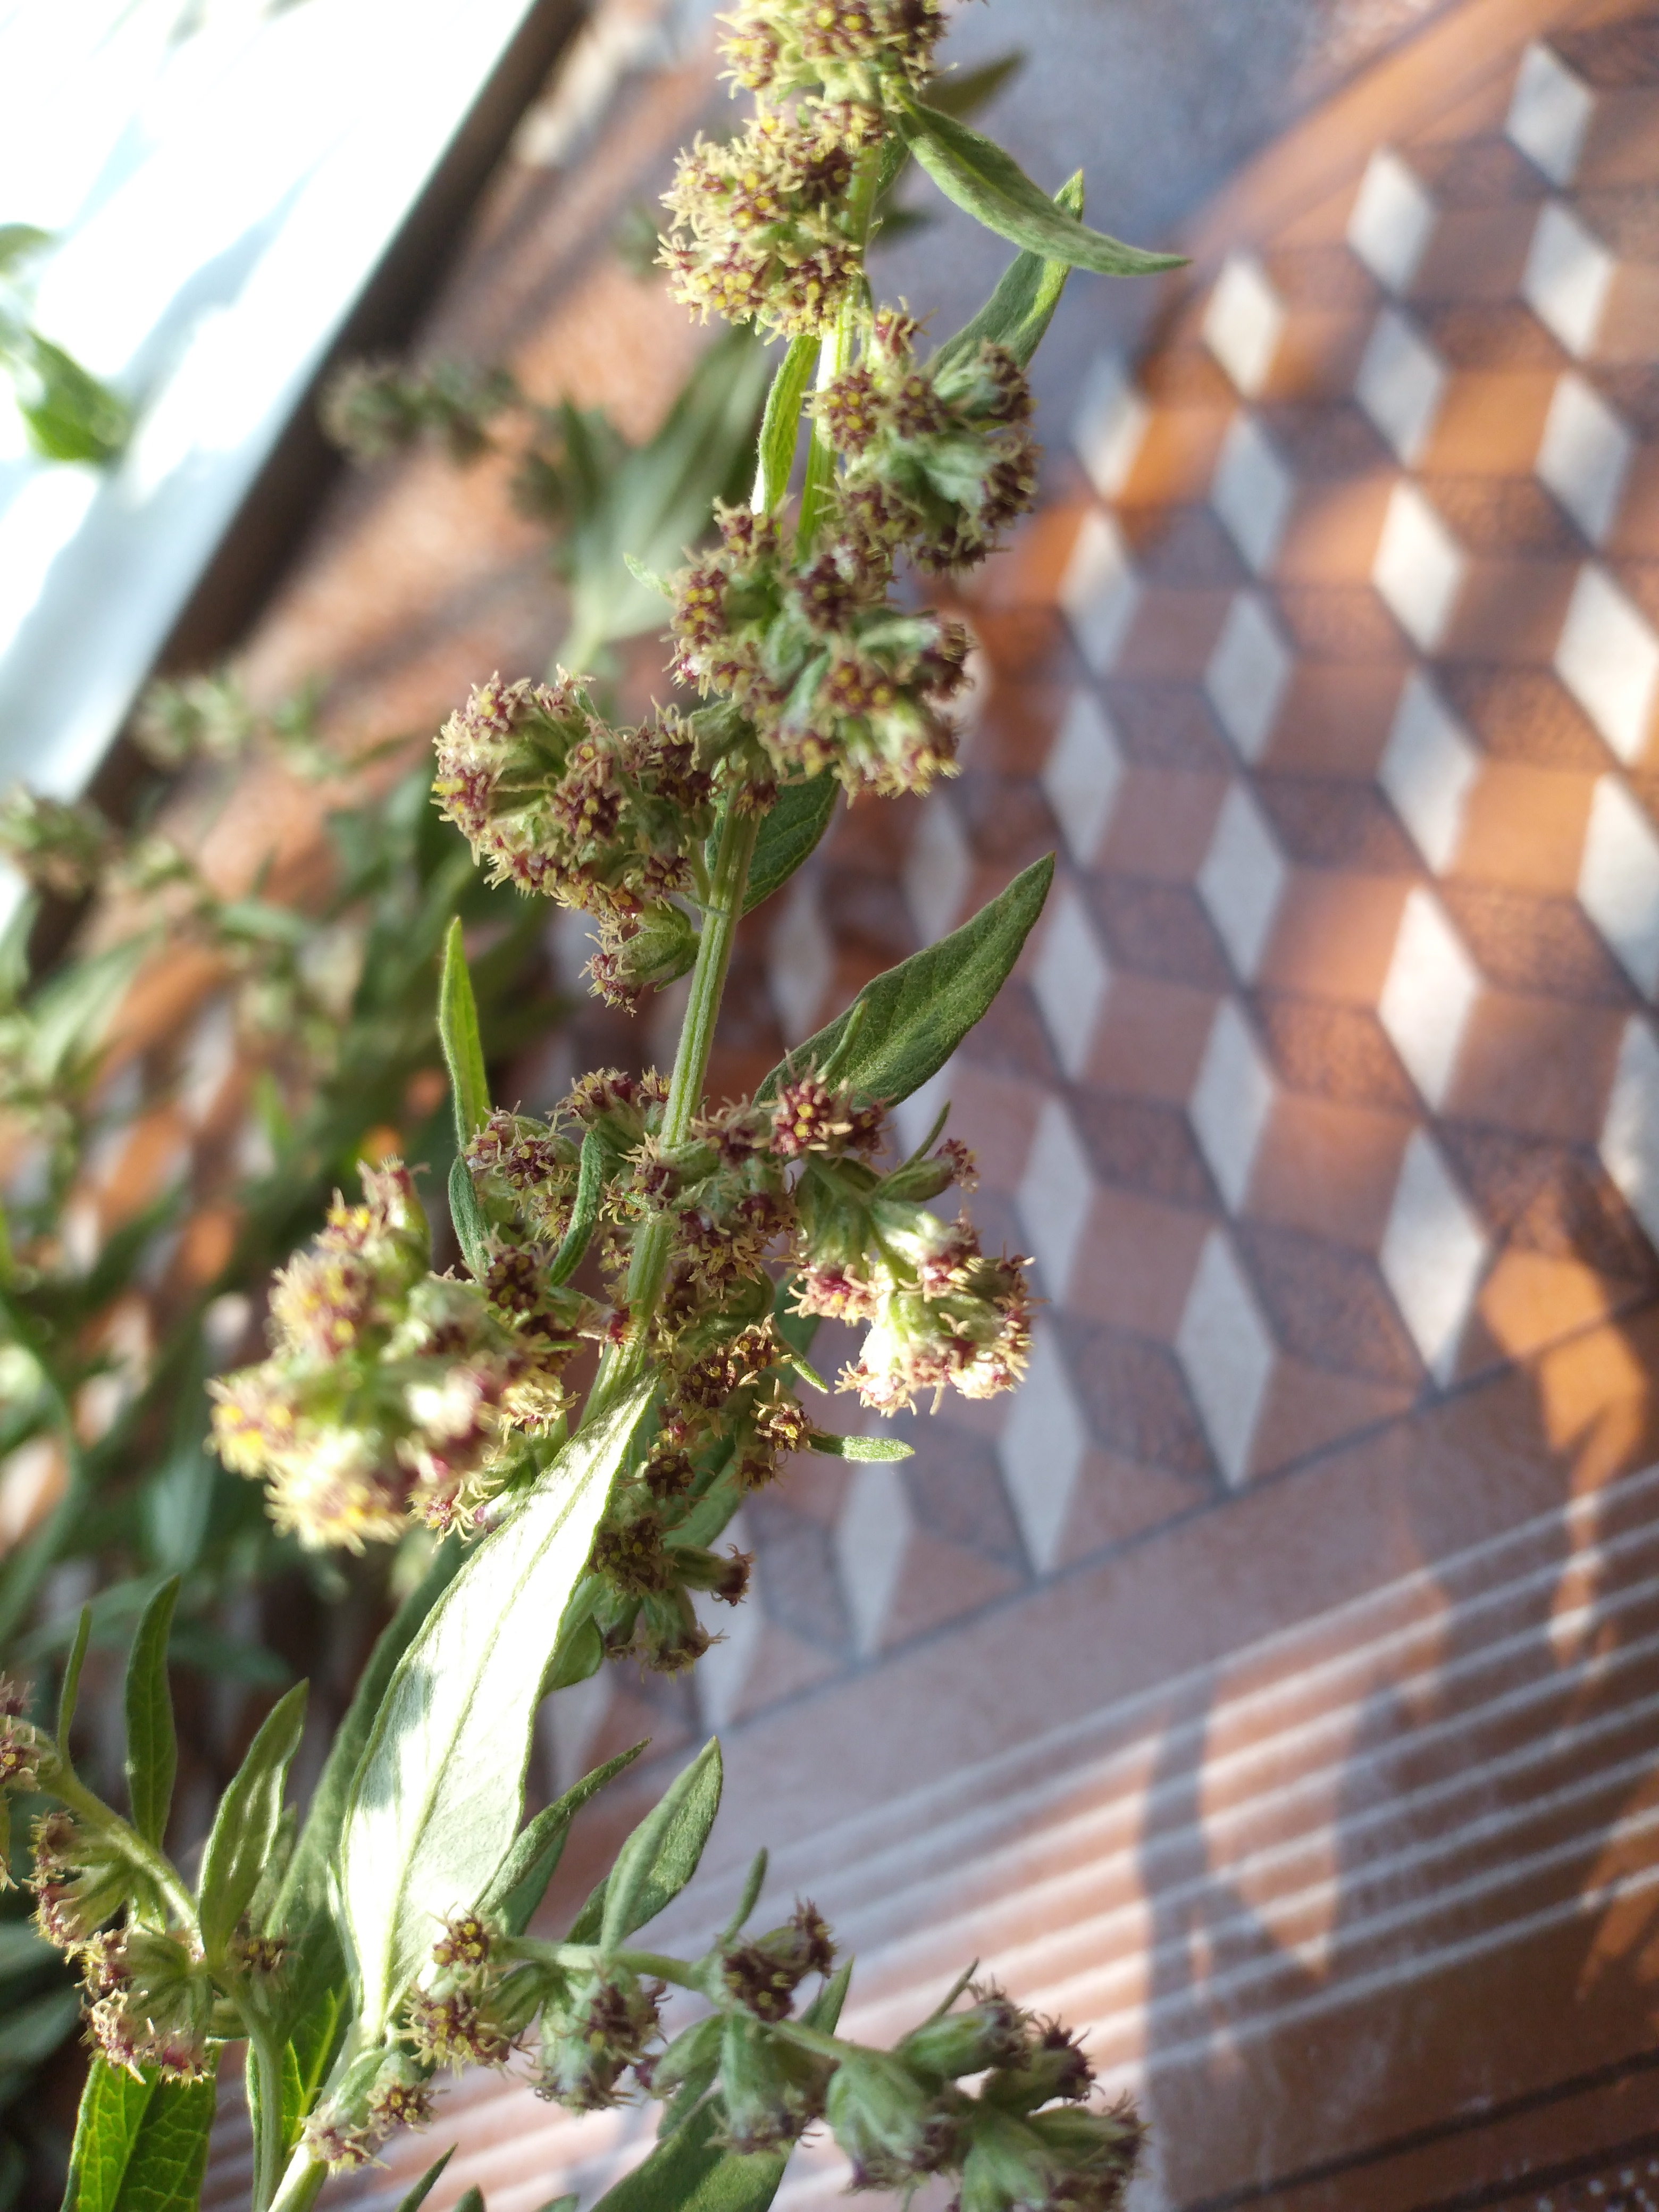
[198,3,1659,2210]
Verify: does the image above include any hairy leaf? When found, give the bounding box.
[806,1434,914,1461]
[741,779,837,916]
[547,1129,605,1287]
[758,855,1053,1107]
[339,1386,649,2035]
[123,1577,180,1847]
[449,1152,492,1280]
[271,1541,463,2040]
[197,1682,307,1965]
[933,173,1085,375]
[61,2058,154,2212]
[752,336,818,514]
[108,2076,216,2212]
[481,1740,648,1937]
[439,919,491,1147]
[57,1604,91,1745]
[900,104,1184,278]
[575,1738,723,1950]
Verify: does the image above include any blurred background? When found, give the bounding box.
[4,0,1659,2208]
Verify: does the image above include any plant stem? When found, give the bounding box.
[795,144,883,558]
[47,1765,197,1930]
[586,802,759,1421]
[248,2022,287,2212]
[267,2149,327,2212]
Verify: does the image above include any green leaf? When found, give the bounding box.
[807,1434,914,1461]
[752,336,818,514]
[271,1541,464,2042]
[480,1740,647,1937]
[933,173,1085,375]
[15,336,131,464]
[546,1128,605,1288]
[585,2091,787,2212]
[339,1385,649,2036]
[196,1681,308,1965]
[439,919,491,1148]
[449,1152,492,1280]
[61,2058,154,2212]
[740,779,837,916]
[454,2190,485,2212]
[57,1605,91,1746]
[123,1577,180,1847]
[757,854,1053,1107]
[108,2076,216,2212]
[245,2039,307,2177]
[580,1738,723,1951]
[899,104,1184,278]
[396,2149,456,2212]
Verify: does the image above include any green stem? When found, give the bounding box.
[795,144,883,558]
[247,2020,287,2212]
[47,1765,197,1931]
[267,2149,327,2212]
[586,803,759,1421]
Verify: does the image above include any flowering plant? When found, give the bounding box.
[0,8,1177,2208]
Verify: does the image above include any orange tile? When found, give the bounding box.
[973,502,1096,610]
[1065,1185,1210,1340]
[1475,1247,1645,1367]
[1442,557,1580,663]
[1258,872,1414,1002]
[1446,991,1626,1141]
[1250,1355,1417,1480]
[1054,1446,1212,1562]
[1596,262,1659,369]
[1113,586,1234,681]
[1579,87,1659,190]
[1268,663,1407,775]
[1118,405,1234,507]
[1246,1092,1415,1247]
[1410,203,1541,301]
[1420,371,1559,474]
[1099,767,1229,880]
[1607,443,1659,562]
[1449,760,1597,891]
[948,1064,1051,1197]
[1087,975,1220,1101]
[1271,306,1376,401]
[1275,475,1395,583]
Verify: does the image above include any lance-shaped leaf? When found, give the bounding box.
[123,1577,179,1847]
[562,1738,722,1950]
[899,104,1184,279]
[396,2149,456,2212]
[806,1434,914,1461]
[57,1604,92,1745]
[757,855,1053,1108]
[197,1682,308,1965]
[339,1385,649,2037]
[449,1152,492,1281]
[271,1541,463,2041]
[62,2059,155,2212]
[752,336,819,514]
[933,173,1085,376]
[439,918,491,1147]
[740,778,837,916]
[546,1129,605,1287]
[597,1738,723,1951]
[480,1740,647,1937]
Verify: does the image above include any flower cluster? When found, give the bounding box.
[660,107,871,338]
[0,785,112,900]
[303,1876,1142,2212]
[209,1161,590,1547]
[719,0,948,106]
[815,312,1040,574]
[434,672,715,919]
[670,503,971,798]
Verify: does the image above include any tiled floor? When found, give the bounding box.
[191,2,1659,2208]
